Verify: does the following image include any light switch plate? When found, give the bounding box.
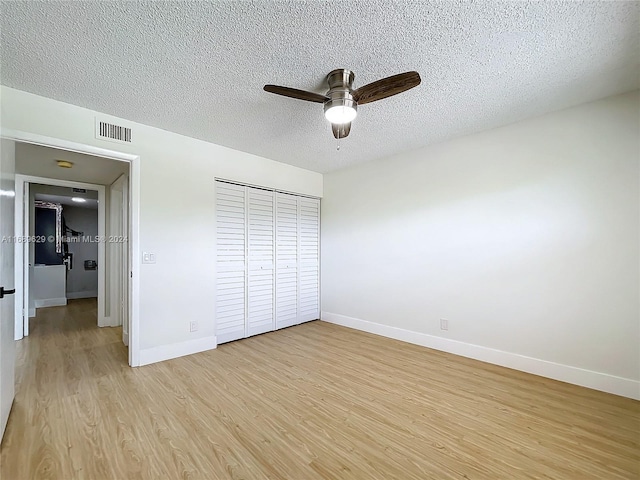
[142,252,156,264]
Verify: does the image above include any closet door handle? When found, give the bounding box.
[0,287,16,299]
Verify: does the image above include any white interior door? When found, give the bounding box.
[246,188,275,337]
[275,193,298,329]
[0,139,16,440]
[110,174,128,344]
[215,182,246,344]
[298,197,320,323]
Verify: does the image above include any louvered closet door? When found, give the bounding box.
[298,197,320,323]
[215,182,246,344]
[247,188,275,337]
[275,193,298,329]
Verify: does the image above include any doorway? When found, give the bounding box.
[3,133,141,367]
[31,184,100,310]
[16,176,108,336]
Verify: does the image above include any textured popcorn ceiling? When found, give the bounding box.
[1,1,638,173]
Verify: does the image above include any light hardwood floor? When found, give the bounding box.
[1,299,638,479]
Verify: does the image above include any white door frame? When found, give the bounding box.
[16,175,106,332]
[1,128,141,367]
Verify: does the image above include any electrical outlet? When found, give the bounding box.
[190,321,198,332]
[440,318,449,331]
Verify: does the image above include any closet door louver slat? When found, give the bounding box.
[298,197,320,323]
[276,193,299,329]
[215,182,247,344]
[247,188,275,337]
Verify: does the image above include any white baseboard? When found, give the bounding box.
[321,312,640,400]
[98,316,117,328]
[66,290,98,300]
[34,297,67,308]
[138,335,217,367]
[28,308,35,318]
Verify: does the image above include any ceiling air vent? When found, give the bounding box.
[95,119,132,143]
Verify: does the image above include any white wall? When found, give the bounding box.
[63,205,99,298]
[321,91,640,399]
[32,265,66,307]
[1,86,323,361]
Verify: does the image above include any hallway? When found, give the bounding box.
[16,298,126,381]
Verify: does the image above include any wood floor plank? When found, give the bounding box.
[1,298,638,479]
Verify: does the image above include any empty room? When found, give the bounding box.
[0,1,638,479]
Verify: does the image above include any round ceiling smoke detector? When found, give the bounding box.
[56,160,73,168]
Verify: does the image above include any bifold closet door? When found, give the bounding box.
[216,181,319,343]
[246,188,275,337]
[298,197,320,323]
[215,182,246,344]
[275,193,298,329]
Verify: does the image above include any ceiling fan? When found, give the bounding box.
[264,69,421,139]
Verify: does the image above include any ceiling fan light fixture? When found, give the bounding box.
[324,98,357,124]
[265,69,420,137]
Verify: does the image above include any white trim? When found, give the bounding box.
[101,316,117,327]
[0,129,139,163]
[138,336,217,367]
[321,312,640,400]
[2,128,141,367]
[212,181,218,341]
[66,290,98,300]
[214,177,321,200]
[34,297,67,308]
[14,178,27,337]
[129,156,140,367]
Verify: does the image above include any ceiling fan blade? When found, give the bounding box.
[264,85,328,103]
[353,71,421,105]
[332,122,351,139]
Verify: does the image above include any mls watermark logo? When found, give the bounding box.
[2,235,127,244]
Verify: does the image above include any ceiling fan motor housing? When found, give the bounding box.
[324,69,357,123]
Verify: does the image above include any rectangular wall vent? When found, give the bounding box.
[96,119,132,143]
